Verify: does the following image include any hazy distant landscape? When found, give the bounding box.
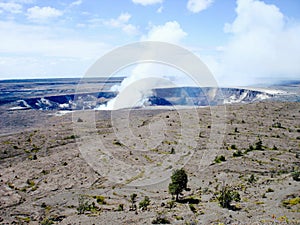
[1,78,299,112]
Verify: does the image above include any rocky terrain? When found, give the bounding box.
[0,101,299,224]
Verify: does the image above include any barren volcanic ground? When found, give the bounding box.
[0,102,299,224]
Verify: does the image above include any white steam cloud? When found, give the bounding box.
[98,21,189,110]
[216,0,300,86]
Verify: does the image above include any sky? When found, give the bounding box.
[0,0,300,86]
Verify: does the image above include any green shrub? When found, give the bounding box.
[117,204,124,211]
[152,216,170,224]
[26,179,35,187]
[28,154,37,160]
[41,218,54,225]
[64,135,78,140]
[170,147,175,154]
[233,150,243,157]
[291,171,300,181]
[214,155,226,163]
[248,174,256,184]
[113,140,123,146]
[282,196,300,207]
[248,145,254,151]
[217,185,240,209]
[231,144,237,150]
[139,196,150,210]
[245,140,264,153]
[77,195,90,214]
[166,200,176,209]
[89,202,100,214]
[254,139,263,150]
[189,204,197,213]
[130,193,137,209]
[94,195,106,205]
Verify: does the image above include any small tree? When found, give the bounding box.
[168,169,188,201]
[130,193,137,210]
[217,185,240,209]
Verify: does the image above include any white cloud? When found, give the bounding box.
[0,20,110,79]
[116,13,131,24]
[187,0,213,13]
[0,56,93,79]
[13,0,35,4]
[103,13,139,35]
[27,6,63,20]
[217,0,300,85]
[156,6,163,13]
[70,0,82,7]
[0,2,22,14]
[0,20,109,59]
[224,0,284,34]
[122,24,139,35]
[142,21,187,44]
[132,0,163,6]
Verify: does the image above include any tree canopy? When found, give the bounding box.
[168,169,188,201]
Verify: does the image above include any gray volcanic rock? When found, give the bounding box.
[0,101,299,224]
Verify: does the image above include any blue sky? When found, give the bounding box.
[0,0,299,85]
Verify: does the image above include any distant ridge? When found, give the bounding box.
[1,78,299,111]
